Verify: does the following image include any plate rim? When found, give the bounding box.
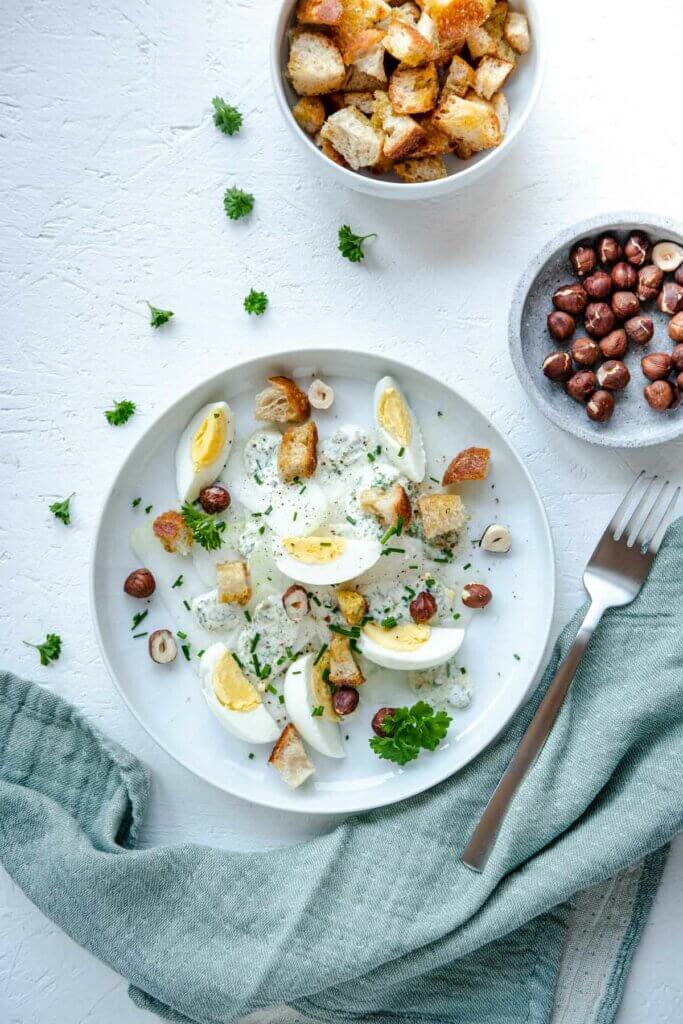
[89,346,557,815]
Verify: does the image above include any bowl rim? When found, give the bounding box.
[269,0,546,198]
[508,210,683,449]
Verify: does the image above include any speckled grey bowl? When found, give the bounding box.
[509,212,683,448]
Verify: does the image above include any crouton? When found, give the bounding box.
[494,37,517,62]
[329,633,365,687]
[317,133,351,166]
[216,561,251,605]
[433,90,502,151]
[473,55,514,100]
[442,446,490,484]
[359,482,413,527]
[373,91,426,160]
[340,26,385,63]
[343,63,386,91]
[255,376,311,423]
[504,10,529,53]
[297,0,343,25]
[395,155,447,181]
[342,90,376,114]
[388,63,438,114]
[336,0,392,53]
[417,493,469,544]
[483,1,507,38]
[441,54,476,98]
[336,589,369,626]
[491,90,508,132]
[409,117,452,157]
[269,724,315,789]
[288,32,346,96]
[420,0,495,44]
[320,106,383,169]
[392,1,421,23]
[382,16,433,66]
[153,510,193,555]
[466,26,496,58]
[278,421,319,482]
[293,96,326,134]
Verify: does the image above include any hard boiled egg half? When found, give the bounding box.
[275,535,381,586]
[200,642,279,744]
[284,652,345,758]
[358,621,464,671]
[373,376,425,483]
[176,402,235,503]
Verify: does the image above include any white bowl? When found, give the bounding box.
[270,0,545,200]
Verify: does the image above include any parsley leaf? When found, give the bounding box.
[147,302,174,328]
[244,289,268,316]
[23,633,62,666]
[181,502,226,551]
[104,399,136,426]
[212,96,242,136]
[224,187,254,220]
[49,493,75,525]
[369,701,452,766]
[338,225,377,263]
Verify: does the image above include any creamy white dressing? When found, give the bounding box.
[409,661,473,710]
[191,590,244,635]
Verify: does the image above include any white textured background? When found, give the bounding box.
[1,0,682,1020]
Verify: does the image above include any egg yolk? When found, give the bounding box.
[378,388,412,445]
[191,408,226,470]
[213,650,261,712]
[364,621,430,650]
[282,536,346,564]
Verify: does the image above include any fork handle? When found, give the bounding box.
[461,602,604,872]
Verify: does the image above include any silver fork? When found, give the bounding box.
[461,472,680,873]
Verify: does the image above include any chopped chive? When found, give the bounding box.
[260,664,272,679]
[145,504,152,514]
[398,447,405,457]
[380,617,397,629]
[285,646,294,659]
[299,485,306,495]
[177,631,187,640]
[132,631,148,639]
[309,592,321,606]
[329,624,360,638]
[131,610,148,631]
[172,574,184,588]
[197,649,205,657]
[380,546,405,556]
[453,612,461,621]
[346,515,357,526]
[250,633,260,653]
[232,653,244,669]
[460,666,466,675]
[405,586,416,598]
[132,497,141,507]
[248,752,255,760]
[314,643,328,665]
[278,694,285,704]
[425,577,435,588]
[259,525,265,535]
[367,452,376,462]
[293,511,298,521]
[514,653,521,661]
[244,610,252,623]
[463,562,471,570]
[254,473,263,485]
[266,683,277,695]
[181,643,191,661]
[429,477,439,484]
[311,705,324,717]
[183,599,190,611]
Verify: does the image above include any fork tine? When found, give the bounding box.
[609,470,646,539]
[626,476,662,546]
[648,485,681,554]
[635,480,671,549]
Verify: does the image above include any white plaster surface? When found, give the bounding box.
[1,0,682,1020]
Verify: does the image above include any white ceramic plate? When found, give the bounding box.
[91,349,556,814]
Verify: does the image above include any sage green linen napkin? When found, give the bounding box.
[1,520,682,1024]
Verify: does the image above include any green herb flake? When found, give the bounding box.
[181,643,191,662]
[104,399,136,426]
[311,705,324,717]
[177,631,188,640]
[147,302,174,328]
[23,633,62,666]
[172,574,184,588]
[248,752,255,760]
[346,515,357,526]
[132,631,148,639]
[145,504,153,514]
[183,600,191,611]
[132,497,142,508]
[380,617,397,629]
[49,492,75,526]
[338,224,377,263]
[224,186,254,220]
[181,502,226,551]
[131,610,148,631]
[243,288,268,315]
[314,644,328,666]
[212,96,243,136]
[369,701,452,767]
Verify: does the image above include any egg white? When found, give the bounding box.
[176,401,235,504]
[284,653,345,758]
[199,642,280,744]
[358,623,465,671]
[274,536,382,587]
[373,376,425,483]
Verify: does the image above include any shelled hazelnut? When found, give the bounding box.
[676,266,683,287]
[553,283,588,314]
[624,316,653,345]
[199,485,231,514]
[652,241,683,272]
[658,283,683,315]
[596,235,621,265]
[584,302,615,338]
[611,292,640,320]
[624,231,652,267]
[566,370,596,402]
[570,337,600,367]
[677,372,683,391]
[672,345,683,372]
[548,311,575,341]
[599,329,628,359]
[641,353,673,381]
[596,360,630,391]
[584,270,612,299]
[570,243,597,277]
[611,262,638,290]
[461,583,493,609]
[542,351,573,381]
[124,568,156,598]
[586,390,615,422]
[636,265,663,302]
[669,313,683,343]
[644,380,675,411]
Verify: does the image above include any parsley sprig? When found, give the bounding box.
[338,225,377,263]
[212,97,242,136]
[244,289,268,315]
[23,633,62,666]
[181,502,226,551]
[147,302,174,328]
[49,493,75,525]
[369,701,452,766]
[104,399,136,426]
[224,187,254,220]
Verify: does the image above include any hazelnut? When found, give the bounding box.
[461,583,492,609]
[148,629,177,665]
[636,264,663,303]
[542,351,573,381]
[596,360,630,391]
[596,235,622,265]
[570,337,600,367]
[675,266,683,287]
[308,378,335,410]
[651,240,683,272]
[624,316,653,345]
[480,523,512,553]
[371,707,396,737]
[644,380,674,411]
[282,584,310,622]
[624,231,652,267]
[332,686,359,716]
[611,291,640,320]
[658,282,683,315]
[668,313,683,343]
[552,283,588,314]
[570,243,597,277]
[123,568,156,599]
[611,262,638,290]
[641,352,673,381]
[547,311,575,341]
[583,270,612,299]
[198,484,231,514]
[586,389,615,422]
[677,372,683,391]
[584,302,615,339]
[671,344,683,372]
[566,370,597,402]
[409,590,437,624]
[599,329,628,359]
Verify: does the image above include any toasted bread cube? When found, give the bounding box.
[343,63,386,90]
[216,561,251,605]
[389,63,438,114]
[483,1,507,38]
[392,1,420,23]
[292,96,326,134]
[466,25,496,58]
[342,90,377,114]
[329,633,365,687]
[278,421,319,482]
[474,55,514,100]
[421,0,494,43]
[491,89,509,132]
[336,588,369,626]
[297,0,343,24]
[504,10,529,53]
[395,155,447,181]
[453,139,474,160]
[373,91,426,160]
[255,376,310,423]
[433,90,502,151]
[320,107,383,169]
[269,724,315,788]
[409,116,452,157]
[153,510,193,555]
[382,16,433,66]
[317,133,351,166]
[351,41,388,83]
[336,0,392,52]
[442,54,476,98]
[417,493,469,544]
[442,446,490,484]
[288,32,346,96]
[359,483,413,527]
[341,26,385,62]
